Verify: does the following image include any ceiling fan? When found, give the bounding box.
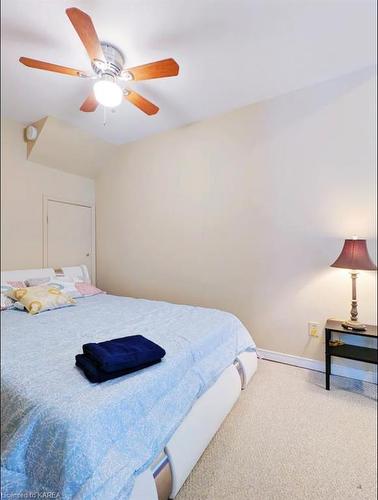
[19,7,179,115]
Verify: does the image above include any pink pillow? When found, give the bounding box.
[6,280,25,288]
[75,283,104,297]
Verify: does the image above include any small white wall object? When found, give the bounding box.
[25,125,38,141]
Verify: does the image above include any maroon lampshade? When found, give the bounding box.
[331,239,377,271]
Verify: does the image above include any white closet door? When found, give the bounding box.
[46,200,93,279]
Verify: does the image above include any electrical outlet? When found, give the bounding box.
[308,321,321,337]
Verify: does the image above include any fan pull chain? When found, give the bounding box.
[103,106,107,126]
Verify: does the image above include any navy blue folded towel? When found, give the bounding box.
[76,354,161,383]
[82,335,166,373]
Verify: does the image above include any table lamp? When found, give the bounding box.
[330,238,377,331]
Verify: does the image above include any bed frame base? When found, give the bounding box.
[130,349,258,500]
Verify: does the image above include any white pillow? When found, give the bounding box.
[25,277,51,287]
[39,277,83,299]
[25,276,85,299]
[49,278,84,299]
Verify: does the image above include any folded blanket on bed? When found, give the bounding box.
[82,334,166,373]
[75,354,161,383]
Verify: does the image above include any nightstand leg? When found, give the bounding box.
[326,354,330,390]
[325,329,331,390]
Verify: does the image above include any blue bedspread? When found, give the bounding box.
[1,294,255,499]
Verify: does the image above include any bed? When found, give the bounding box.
[1,265,258,500]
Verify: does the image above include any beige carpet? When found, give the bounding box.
[177,360,377,500]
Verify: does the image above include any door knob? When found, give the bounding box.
[86,253,90,257]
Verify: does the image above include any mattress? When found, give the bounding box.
[1,294,255,499]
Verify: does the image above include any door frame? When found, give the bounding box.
[42,195,96,283]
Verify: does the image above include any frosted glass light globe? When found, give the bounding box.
[93,79,123,107]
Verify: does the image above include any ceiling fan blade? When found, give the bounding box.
[66,7,104,63]
[19,57,89,77]
[125,91,159,115]
[125,58,179,81]
[80,92,98,112]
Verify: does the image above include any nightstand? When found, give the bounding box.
[325,319,377,390]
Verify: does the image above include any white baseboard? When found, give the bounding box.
[257,348,377,384]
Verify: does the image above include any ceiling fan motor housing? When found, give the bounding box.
[92,43,125,78]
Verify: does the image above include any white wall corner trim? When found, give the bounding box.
[257,349,377,385]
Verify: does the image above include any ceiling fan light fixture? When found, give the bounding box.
[93,77,123,107]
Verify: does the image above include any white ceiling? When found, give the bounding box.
[1,0,376,145]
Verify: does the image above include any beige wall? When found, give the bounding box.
[1,118,95,271]
[96,68,377,363]
[27,116,117,179]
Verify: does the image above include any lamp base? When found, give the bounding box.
[341,320,367,331]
